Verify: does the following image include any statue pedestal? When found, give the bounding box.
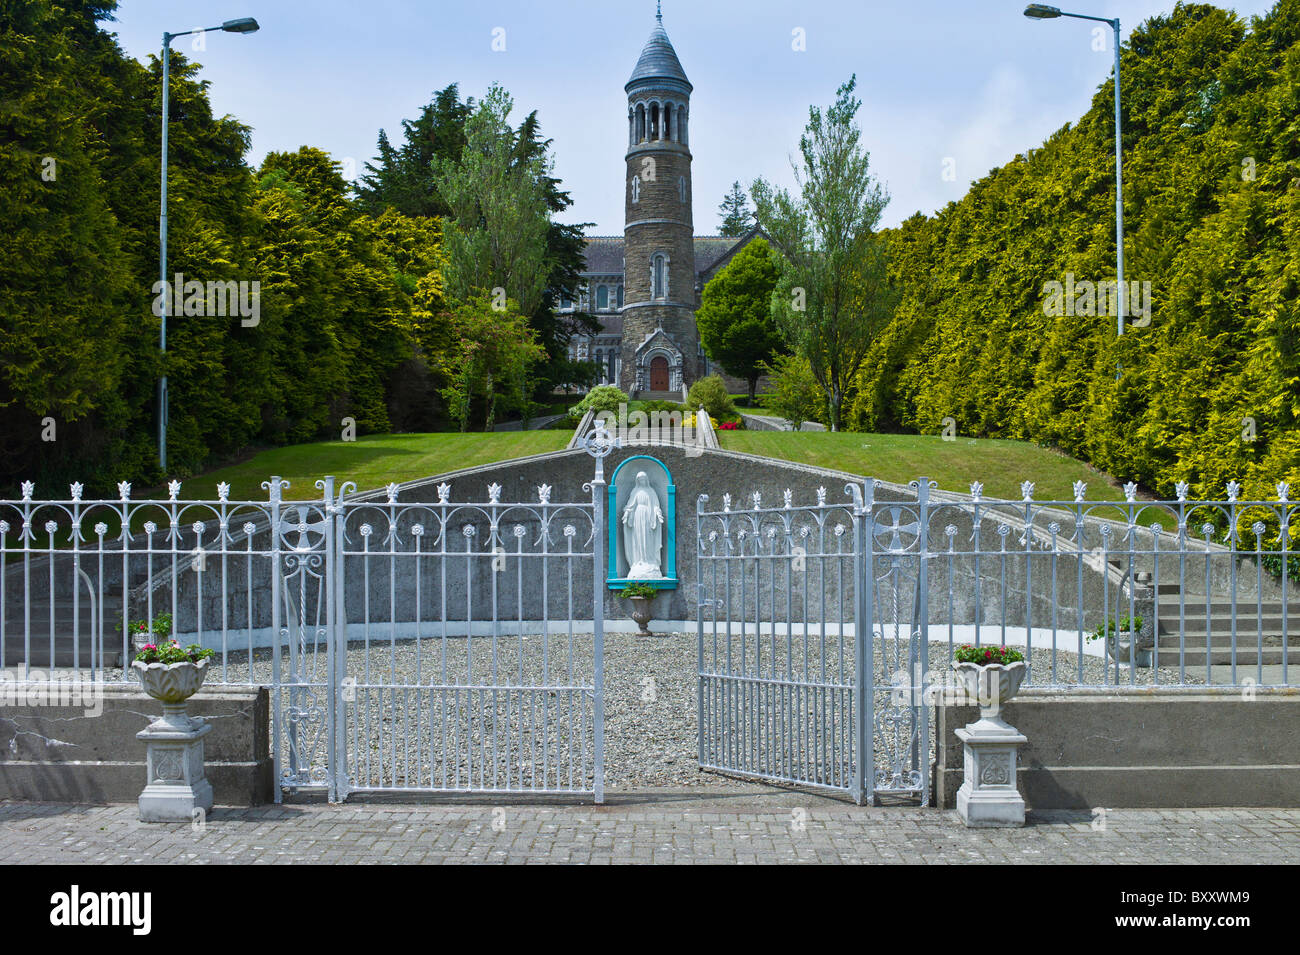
[955,716,1026,828]
[137,705,213,823]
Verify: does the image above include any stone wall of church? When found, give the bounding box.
[621,117,703,393]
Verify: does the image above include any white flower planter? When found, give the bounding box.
[132,658,213,823]
[1105,630,1154,668]
[952,660,1028,828]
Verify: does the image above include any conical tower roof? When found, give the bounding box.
[626,11,692,93]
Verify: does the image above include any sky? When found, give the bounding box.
[103,0,1280,233]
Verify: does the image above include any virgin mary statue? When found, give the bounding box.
[622,471,665,579]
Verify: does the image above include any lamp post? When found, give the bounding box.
[158,17,260,473]
[1024,4,1125,372]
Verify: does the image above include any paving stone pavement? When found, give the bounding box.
[2,792,1297,864]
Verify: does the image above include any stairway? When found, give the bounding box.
[1154,595,1298,671]
[1,566,153,670]
[1104,557,1298,678]
[633,390,684,403]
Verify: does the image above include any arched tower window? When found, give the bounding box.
[636,104,646,142]
[663,103,672,141]
[649,103,659,141]
[680,107,688,146]
[651,252,669,300]
[628,109,634,147]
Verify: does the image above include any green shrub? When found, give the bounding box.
[1089,616,1144,642]
[762,354,825,429]
[569,385,628,419]
[640,399,684,415]
[685,375,737,422]
[954,644,1025,665]
[619,582,658,599]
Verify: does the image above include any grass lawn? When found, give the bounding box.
[719,431,1141,506]
[165,432,571,501]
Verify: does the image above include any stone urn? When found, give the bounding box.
[133,657,211,707]
[627,596,654,636]
[951,659,1028,828]
[952,660,1027,722]
[132,658,213,822]
[1106,629,1155,668]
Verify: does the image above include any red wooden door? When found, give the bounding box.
[649,357,669,391]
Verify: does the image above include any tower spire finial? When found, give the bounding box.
[656,1,662,23]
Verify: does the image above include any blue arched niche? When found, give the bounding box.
[607,454,677,590]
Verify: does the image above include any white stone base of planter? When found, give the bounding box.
[137,707,214,823]
[955,718,1027,828]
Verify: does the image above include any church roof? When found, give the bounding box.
[582,236,625,275]
[626,16,692,92]
[579,235,752,278]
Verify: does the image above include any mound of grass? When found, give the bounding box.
[161,432,571,501]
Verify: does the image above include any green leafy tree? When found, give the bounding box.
[752,76,898,431]
[762,353,826,430]
[717,181,753,237]
[696,238,784,401]
[438,292,546,432]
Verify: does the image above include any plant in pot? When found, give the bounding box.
[952,644,1027,723]
[951,644,1030,828]
[132,638,215,714]
[620,582,659,636]
[119,613,174,655]
[1089,615,1152,668]
[131,638,217,822]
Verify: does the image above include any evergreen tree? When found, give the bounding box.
[696,238,784,401]
[717,181,753,237]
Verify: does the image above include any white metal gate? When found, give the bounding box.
[695,481,933,806]
[271,427,615,802]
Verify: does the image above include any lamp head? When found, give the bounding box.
[221,17,260,33]
[1024,4,1062,18]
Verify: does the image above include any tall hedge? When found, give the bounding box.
[854,0,1300,501]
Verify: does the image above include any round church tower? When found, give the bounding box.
[619,8,703,397]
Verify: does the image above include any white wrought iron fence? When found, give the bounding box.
[0,424,617,803]
[696,478,1297,806]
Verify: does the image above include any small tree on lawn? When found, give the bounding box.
[439,292,546,432]
[696,237,784,403]
[751,76,898,432]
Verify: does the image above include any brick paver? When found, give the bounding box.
[2,792,1296,864]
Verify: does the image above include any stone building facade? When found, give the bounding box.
[562,10,761,398]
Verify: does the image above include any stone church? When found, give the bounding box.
[562,9,761,399]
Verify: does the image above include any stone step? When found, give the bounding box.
[1147,647,1299,668]
[633,390,685,402]
[1156,615,1293,635]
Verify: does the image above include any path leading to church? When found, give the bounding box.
[3,798,1295,864]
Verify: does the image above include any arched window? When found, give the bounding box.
[680,108,688,146]
[597,286,609,310]
[663,103,672,141]
[651,253,668,300]
[649,103,659,141]
[628,109,634,147]
[636,104,646,142]
[616,284,624,308]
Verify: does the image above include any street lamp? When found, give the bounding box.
[1024,5,1125,368]
[158,17,260,473]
